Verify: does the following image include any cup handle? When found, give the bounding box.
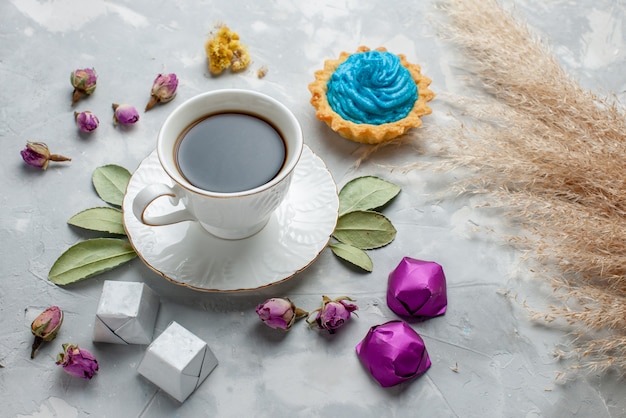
[132,183,194,226]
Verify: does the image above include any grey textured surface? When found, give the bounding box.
[1,0,625,417]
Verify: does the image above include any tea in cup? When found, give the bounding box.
[132,89,304,239]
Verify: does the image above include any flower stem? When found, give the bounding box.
[31,336,43,359]
[71,90,83,106]
[49,154,71,162]
[145,96,158,111]
[294,307,308,319]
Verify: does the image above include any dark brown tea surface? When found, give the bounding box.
[175,112,286,193]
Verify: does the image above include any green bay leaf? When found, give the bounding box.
[68,207,125,234]
[338,176,401,216]
[92,164,132,206]
[49,238,137,285]
[329,242,373,272]
[332,210,397,249]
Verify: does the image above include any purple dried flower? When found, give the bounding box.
[256,297,307,330]
[307,295,358,334]
[56,343,99,379]
[112,103,139,125]
[30,306,63,359]
[20,142,71,170]
[74,111,99,132]
[145,73,178,111]
[70,68,97,106]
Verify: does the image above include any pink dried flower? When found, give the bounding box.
[145,73,178,111]
[30,306,63,359]
[70,68,97,106]
[74,111,99,132]
[256,297,308,330]
[20,142,71,170]
[56,343,99,379]
[307,295,358,334]
[112,103,139,125]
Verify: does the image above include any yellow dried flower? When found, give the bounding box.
[219,26,238,42]
[257,65,268,79]
[206,40,233,75]
[205,24,251,75]
[230,46,251,72]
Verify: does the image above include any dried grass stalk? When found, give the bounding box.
[434,0,626,373]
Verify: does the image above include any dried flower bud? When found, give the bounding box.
[256,297,307,330]
[74,111,99,133]
[55,343,99,379]
[307,295,358,334]
[20,142,71,170]
[30,306,63,359]
[70,68,97,106]
[112,103,139,125]
[145,73,178,111]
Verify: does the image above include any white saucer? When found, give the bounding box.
[122,145,339,292]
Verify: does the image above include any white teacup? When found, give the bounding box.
[132,89,304,240]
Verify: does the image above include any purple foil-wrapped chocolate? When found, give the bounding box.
[355,321,431,387]
[387,257,447,318]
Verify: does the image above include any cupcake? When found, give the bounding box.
[308,46,434,144]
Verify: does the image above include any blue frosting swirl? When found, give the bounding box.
[326,50,418,125]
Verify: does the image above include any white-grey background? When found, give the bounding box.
[1,0,625,417]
